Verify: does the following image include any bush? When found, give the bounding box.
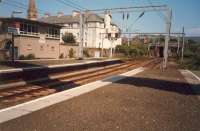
[83,50,90,57]
[26,54,35,59]
[19,55,25,60]
[179,40,200,70]
[62,32,76,44]
[184,48,195,58]
[196,47,200,60]
[59,53,64,59]
[68,48,75,58]
[116,44,148,58]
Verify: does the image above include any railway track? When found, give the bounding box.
[0,59,161,109]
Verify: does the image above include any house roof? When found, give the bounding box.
[0,17,63,28]
[39,13,105,25]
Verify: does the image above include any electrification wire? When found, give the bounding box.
[2,0,27,10]
[146,0,166,20]
[127,16,142,32]
[56,0,83,11]
[8,0,47,14]
[10,0,47,13]
[2,0,45,15]
[64,0,87,10]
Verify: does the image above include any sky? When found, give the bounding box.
[0,0,200,36]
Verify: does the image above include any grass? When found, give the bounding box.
[178,57,200,70]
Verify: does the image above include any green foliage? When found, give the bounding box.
[59,53,64,59]
[62,32,76,44]
[196,47,200,60]
[179,39,200,70]
[19,54,35,60]
[184,48,195,58]
[68,48,75,58]
[83,50,90,57]
[116,44,148,58]
[19,55,25,60]
[26,54,35,59]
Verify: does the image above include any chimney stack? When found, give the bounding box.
[57,12,64,17]
[44,12,50,18]
[72,10,80,17]
[27,0,38,20]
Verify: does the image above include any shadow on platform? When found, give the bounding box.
[103,75,200,95]
[0,61,82,92]
[0,60,123,93]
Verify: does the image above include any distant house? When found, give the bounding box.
[40,11,122,57]
[0,17,62,59]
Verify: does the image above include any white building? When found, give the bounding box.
[40,11,122,52]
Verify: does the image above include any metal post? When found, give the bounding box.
[181,27,185,62]
[128,34,130,46]
[110,39,113,58]
[177,35,180,55]
[79,12,84,59]
[11,33,14,63]
[101,33,104,57]
[163,8,172,69]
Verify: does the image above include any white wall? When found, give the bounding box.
[60,16,122,50]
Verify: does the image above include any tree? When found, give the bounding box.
[62,32,76,44]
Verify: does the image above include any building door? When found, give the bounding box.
[14,47,18,59]
[95,51,100,58]
[159,47,164,58]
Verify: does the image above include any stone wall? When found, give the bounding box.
[59,44,79,58]
[15,36,60,59]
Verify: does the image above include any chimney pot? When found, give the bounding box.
[57,12,64,17]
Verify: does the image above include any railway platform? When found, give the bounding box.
[0,58,118,73]
[0,61,200,131]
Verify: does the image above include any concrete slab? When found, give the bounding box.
[0,67,145,124]
[1,63,200,131]
[180,70,200,100]
[191,70,200,81]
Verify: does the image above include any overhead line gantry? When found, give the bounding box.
[86,5,172,69]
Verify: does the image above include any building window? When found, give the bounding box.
[20,23,38,35]
[47,28,60,38]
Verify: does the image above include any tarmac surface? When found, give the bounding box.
[0,62,200,131]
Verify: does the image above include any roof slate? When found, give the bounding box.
[39,13,104,25]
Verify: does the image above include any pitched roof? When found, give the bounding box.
[0,17,63,28]
[39,13,104,25]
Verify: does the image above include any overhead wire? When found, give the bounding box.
[146,0,166,20]
[2,0,46,15]
[56,0,83,11]
[10,0,47,13]
[64,0,87,10]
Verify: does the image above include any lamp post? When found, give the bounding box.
[181,27,185,62]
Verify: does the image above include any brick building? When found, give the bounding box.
[0,17,62,59]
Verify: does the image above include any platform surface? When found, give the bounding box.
[0,62,200,131]
[0,58,118,73]
[192,70,200,78]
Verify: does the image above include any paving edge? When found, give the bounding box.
[179,69,200,100]
[0,67,145,123]
[0,59,119,74]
